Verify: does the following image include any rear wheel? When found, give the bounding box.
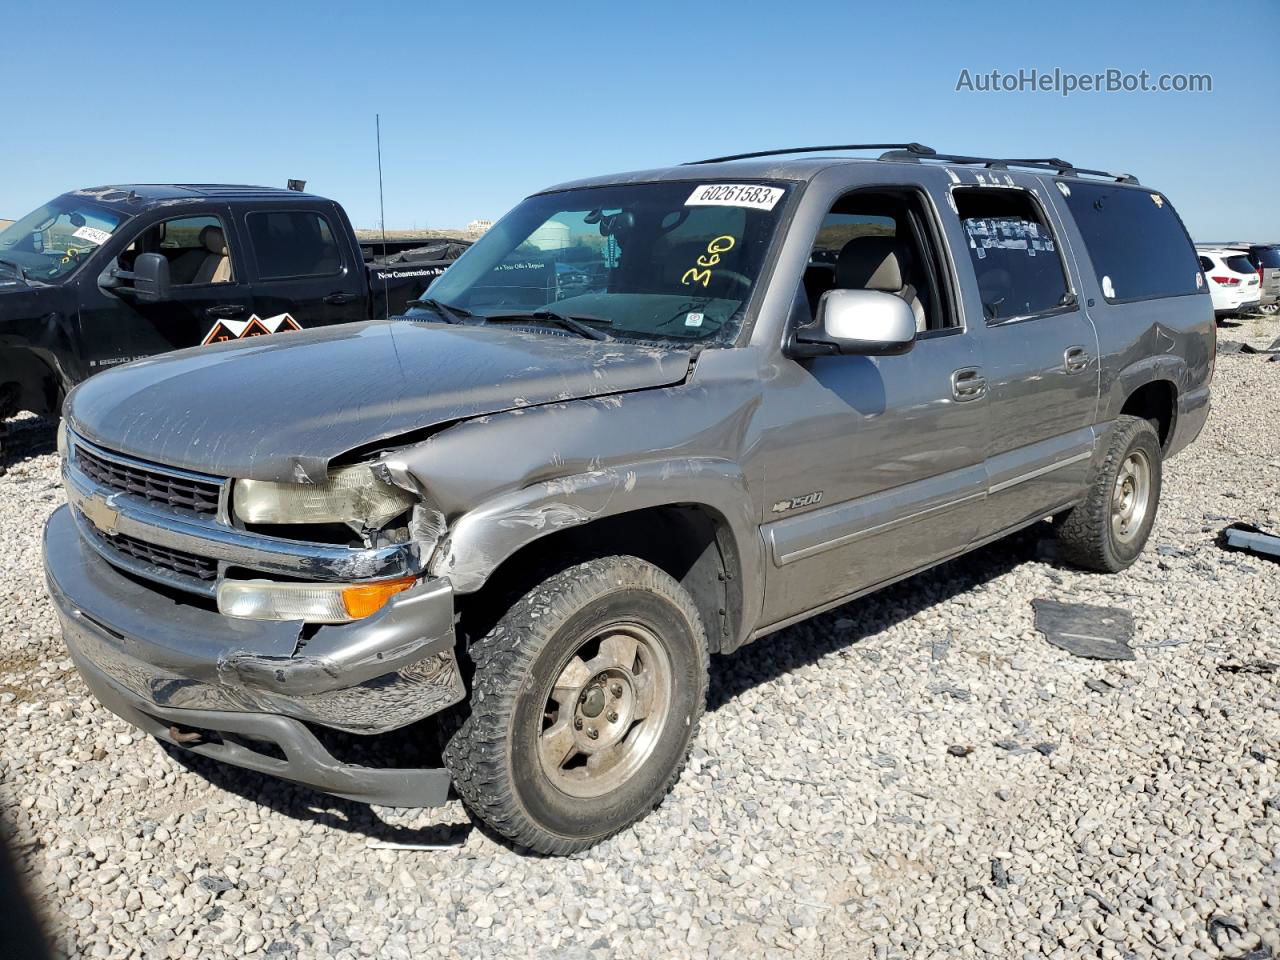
[1055,415,1162,572]
[443,556,708,854]
[1259,303,1279,316]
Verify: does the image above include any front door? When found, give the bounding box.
[77,207,254,372]
[758,187,989,627]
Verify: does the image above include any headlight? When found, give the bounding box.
[218,576,417,623]
[233,463,415,527]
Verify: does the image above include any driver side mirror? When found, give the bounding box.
[111,252,171,303]
[790,289,917,357]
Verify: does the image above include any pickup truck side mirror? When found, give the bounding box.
[790,288,917,357]
[111,252,171,303]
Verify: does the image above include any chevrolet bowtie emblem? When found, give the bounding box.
[80,494,120,535]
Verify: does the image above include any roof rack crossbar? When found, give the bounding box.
[885,150,1139,185]
[684,143,936,165]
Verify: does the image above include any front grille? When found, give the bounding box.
[99,530,218,582]
[75,443,223,515]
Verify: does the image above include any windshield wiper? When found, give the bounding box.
[0,257,28,282]
[484,309,614,342]
[404,297,474,324]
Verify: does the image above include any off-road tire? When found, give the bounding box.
[1055,415,1162,572]
[443,556,708,855]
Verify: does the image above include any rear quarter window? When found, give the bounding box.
[1060,182,1201,303]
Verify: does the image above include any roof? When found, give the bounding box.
[542,144,1142,195]
[66,184,322,205]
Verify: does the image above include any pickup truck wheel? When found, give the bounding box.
[1055,415,1162,572]
[442,556,708,855]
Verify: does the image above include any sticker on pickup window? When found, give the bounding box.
[685,184,785,211]
[72,225,113,246]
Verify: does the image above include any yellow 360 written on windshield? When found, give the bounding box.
[681,235,736,289]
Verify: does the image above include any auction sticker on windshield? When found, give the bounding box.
[72,226,113,246]
[686,184,785,211]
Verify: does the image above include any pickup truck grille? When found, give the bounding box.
[101,531,219,582]
[74,442,223,515]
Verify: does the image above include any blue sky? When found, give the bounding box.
[2,0,1276,240]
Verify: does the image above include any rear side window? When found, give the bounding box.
[1198,256,1214,272]
[1253,246,1280,269]
[246,211,342,279]
[953,187,1070,321]
[1060,183,1200,302]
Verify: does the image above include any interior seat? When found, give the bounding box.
[834,236,927,331]
[191,226,232,284]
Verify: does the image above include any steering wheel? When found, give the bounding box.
[715,270,752,294]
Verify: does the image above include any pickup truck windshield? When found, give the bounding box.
[0,197,127,282]
[419,181,790,343]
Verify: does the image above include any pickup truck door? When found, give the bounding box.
[76,204,256,371]
[757,184,989,628]
[238,204,366,333]
[945,177,1101,537]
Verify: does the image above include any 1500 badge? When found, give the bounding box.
[771,491,823,513]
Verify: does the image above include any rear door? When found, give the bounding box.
[946,180,1102,536]
[239,203,365,336]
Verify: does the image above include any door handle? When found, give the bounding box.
[1064,345,1091,373]
[323,292,359,305]
[951,367,987,402]
[204,304,245,318]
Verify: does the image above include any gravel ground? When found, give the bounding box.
[2,317,1278,960]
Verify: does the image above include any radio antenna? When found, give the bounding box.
[376,113,390,319]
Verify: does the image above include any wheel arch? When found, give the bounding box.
[1104,356,1183,451]
[431,458,762,653]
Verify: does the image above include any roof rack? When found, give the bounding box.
[684,143,937,165]
[878,148,1139,184]
[686,142,1138,184]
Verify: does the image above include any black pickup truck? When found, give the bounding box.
[0,184,468,433]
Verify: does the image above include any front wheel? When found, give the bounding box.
[443,556,708,854]
[1055,415,1163,572]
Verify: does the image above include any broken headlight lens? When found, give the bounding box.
[232,463,415,528]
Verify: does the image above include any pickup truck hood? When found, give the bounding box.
[66,320,691,481]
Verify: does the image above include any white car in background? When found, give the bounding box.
[1197,247,1261,319]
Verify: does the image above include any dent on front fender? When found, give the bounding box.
[427,457,762,601]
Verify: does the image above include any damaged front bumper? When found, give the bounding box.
[43,505,464,807]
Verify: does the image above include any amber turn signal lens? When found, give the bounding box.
[341,577,417,620]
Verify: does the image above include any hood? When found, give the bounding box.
[0,279,64,318]
[67,320,691,481]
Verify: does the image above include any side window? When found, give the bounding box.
[1059,182,1200,303]
[953,188,1069,322]
[1197,256,1213,272]
[122,214,234,285]
[246,211,342,280]
[802,191,956,332]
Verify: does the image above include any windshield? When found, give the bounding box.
[418,180,791,343]
[0,196,128,282]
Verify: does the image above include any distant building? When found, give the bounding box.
[467,219,493,234]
